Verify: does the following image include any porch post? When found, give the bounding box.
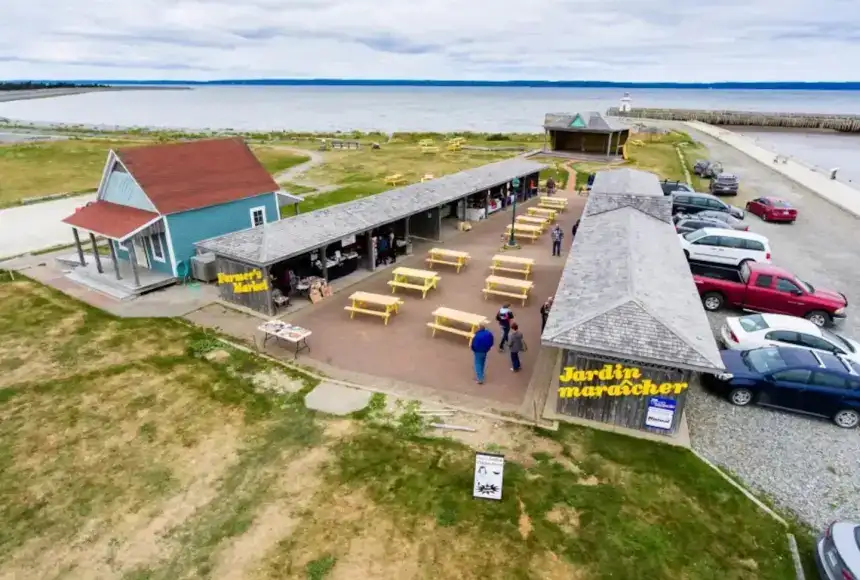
[606,133,613,156]
[72,228,86,266]
[320,245,329,281]
[367,232,376,271]
[435,206,443,241]
[126,237,141,287]
[108,240,122,280]
[402,217,411,255]
[88,233,103,273]
[294,202,299,216]
[263,265,274,316]
[485,189,490,219]
[544,129,548,151]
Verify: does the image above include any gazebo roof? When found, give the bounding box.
[544,112,628,133]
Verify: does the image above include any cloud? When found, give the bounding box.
[1,0,859,81]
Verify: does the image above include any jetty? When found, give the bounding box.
[606,107,860,133]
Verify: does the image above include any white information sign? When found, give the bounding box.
[473,452,505,501]
[341,234,356,246]
[645,397,677,431]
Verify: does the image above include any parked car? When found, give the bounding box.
[680,228,771,266]
[719,313,860,362]
[671,192,745,219]
[660,179,695,195]
[675,216,748,235]
[745,196,798,223]
[816,521,860,579]
[693,160,723,178]
[691,261,848,326]
[673,211,748,231]
[708,173,740,196]
[702,346,860,428]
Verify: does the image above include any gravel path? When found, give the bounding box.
[678,125,860,529]
[271,146,339,196]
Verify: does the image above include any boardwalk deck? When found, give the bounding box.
[607,107,860,133]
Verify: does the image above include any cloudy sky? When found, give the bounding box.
[2,0,859,82]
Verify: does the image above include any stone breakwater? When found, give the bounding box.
[607,107,860,133]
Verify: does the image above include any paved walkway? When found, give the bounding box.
[685,121,860,219]
[0,193,95,259]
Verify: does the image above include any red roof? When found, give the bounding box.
[62,201,160,240]
[115,137,279,214]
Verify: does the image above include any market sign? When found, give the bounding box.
[645,397,677,430]
[217,269,268,294]
[558,364,688,399]
[473,452,505,501]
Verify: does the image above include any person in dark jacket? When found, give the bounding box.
[470,324,494,384]
[508,323,526,372]
[496,304,514,351]
[540,296,553,332]
[546,177,556,195]
[551,224,564,257]
[571,218,580,239]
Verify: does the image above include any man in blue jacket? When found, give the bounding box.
[470,323,494,384]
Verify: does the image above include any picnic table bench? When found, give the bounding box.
[504,224,542,243]
[490,254,535,279]
[418,139,434,147]
[426,248,470,273]
[528,207,558,221]
[421,145,439,154]
[385,173,407,186]
[483,275,534,306]
[387,267,440,299]
[258,320,312,358]
[539,197,568,211]
[515,215,549,231]
[427,307,489,347]
[344,291,404,325]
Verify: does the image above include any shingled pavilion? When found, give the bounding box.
[543,112,630,157]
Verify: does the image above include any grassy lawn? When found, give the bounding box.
[252,148,310,176]
[0,271,809,579]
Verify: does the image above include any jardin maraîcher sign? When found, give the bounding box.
[558,363,689,399]
[217,269,268,294]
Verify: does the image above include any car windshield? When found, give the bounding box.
[739,315,769,332]
[797,278,814,293]
[682,231,703,241]
[822,329,856,353]
[771,199,791,208]
[741,347,787,373]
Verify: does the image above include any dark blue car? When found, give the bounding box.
[703,346,860,428]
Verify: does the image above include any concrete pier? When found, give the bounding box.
[607,107,860,133]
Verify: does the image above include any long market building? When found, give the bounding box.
[540,168,724,438]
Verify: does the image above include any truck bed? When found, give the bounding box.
[688,261,745,284]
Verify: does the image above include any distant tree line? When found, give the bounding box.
[0,81,107,91]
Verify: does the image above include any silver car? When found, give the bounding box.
[816,521,860,579]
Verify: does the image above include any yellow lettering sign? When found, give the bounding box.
[558,365,687,399]
[216,269,267,293]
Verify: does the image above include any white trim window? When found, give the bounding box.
[150,233,166,262]
[117,240,128,251]
[250,206,267,227]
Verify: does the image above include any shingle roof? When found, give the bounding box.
[589,168,663,196]
[116,137,279,215]
[197,158,546,266]
[544,112,628,133]
[62,200,160,240]
[541,171,723,372]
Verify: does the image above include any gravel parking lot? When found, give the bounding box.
[681,126,860,529]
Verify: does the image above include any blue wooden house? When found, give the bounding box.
[62,137,302,295]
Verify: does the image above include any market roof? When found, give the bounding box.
[196,157,546,266]
[543,112,628,133]
[589,168,663,196]
[541,169,724,373]
[62,200,161,241]
[116,137,280,214]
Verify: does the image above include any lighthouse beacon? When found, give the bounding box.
[619,92,632,113]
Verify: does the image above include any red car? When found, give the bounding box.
[745,196,797,223]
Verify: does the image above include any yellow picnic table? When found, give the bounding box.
[539,197,568,211]
[528,207,558,221]
[489,254,535,279]
[483,275,534,306]
[504,224,542,243]
[427,307,489,347]
[344,291,404,326]
[387,267,440,299]
[426,248,470,273]
[515,215,549,231]
[385,173,407,186]
[418,139,434,147]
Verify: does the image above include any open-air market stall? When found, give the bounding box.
[196,157,545,315]
[541,168,725,437]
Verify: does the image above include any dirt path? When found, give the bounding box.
[270,146,339,195]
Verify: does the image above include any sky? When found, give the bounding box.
[2,0,860,82]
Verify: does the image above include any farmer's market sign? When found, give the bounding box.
[558,364,688,399]
[217,269,268,294]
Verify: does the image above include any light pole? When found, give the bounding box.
[507,177,520,248]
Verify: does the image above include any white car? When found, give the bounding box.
[679,227,771,266]
[720,313,860,363]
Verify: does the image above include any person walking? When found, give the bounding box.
[496,304,514,351]
[508,323,526,372]
[470,323,494,384]
[546,176,556,196]
[540,296,553,332]
[551,224,564,257]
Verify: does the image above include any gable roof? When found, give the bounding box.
[114,137,279,215]
[544,112,628,133]
[541,170,723,373]
[62,200,160,241]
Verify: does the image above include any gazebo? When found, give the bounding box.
[543,112,630,157]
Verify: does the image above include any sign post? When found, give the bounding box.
[506,178,521,249]
[473,452,505,501]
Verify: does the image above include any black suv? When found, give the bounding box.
[671,192,745,220]
[709,173,740,196]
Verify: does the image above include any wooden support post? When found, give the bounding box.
[402,217,411,255]
[88,233,103,273]
[485,190,490,219]
[320,245,329,281]
[263,265,274,316]
[605,133,612,156]
[435,206,443,241]
[72,228,86,266]
[108,240,121,280]
[366,232,376,271]
[294,203,299,216]
[127,238,141,287]
[543,129,548,151]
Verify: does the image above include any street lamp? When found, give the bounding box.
[507,177,521,247]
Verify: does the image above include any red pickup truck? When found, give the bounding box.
[691,261,848,327]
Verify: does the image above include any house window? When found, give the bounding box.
[250,206,267,227]
[150,233,165,262]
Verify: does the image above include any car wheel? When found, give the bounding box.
[702,292,724,311]
[729,388,754,406]
[833,409,860,429]
[805,310,830,327]
[761,212,768,222]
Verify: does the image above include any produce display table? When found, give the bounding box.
[258,320,311,358]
